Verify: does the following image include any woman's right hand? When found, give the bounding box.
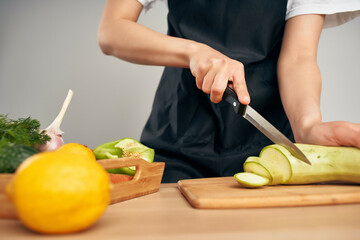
[98,0,250,105]
[187,43,250,104]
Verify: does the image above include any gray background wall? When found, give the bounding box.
[0,0,359,149]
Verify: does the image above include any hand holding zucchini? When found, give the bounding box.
[234,144,360,188]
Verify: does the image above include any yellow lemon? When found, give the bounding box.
[6,151,111,234]
[56,143,96,161]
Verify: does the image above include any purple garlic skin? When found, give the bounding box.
[38,131,65,152]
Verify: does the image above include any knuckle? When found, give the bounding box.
[197,62,209,72]
[234,61,244,71]
[202,87,211,94]
[218,58,229,66]
[210,96,221,104]
[196,80,203,90]
[237,61,244,68]
[211,86,223,96]
[219,58,228,65]
[209,57,228,67]
[232,81,243,89]
[202,81,211,94]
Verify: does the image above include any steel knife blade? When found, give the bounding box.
[223,86,311,165]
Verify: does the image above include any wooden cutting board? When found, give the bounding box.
[178,177,360,209]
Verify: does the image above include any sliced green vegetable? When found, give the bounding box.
[259,145,292,184]
[243,157,273,183]
[234,172,269,188]
[93,138,154,176]
[274,144,360,184]
[236,144,360,188]
[93,140,123,160]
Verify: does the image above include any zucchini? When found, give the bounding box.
[259,145,292,184]
[234,172,269,188]
[234,144,360,188]
[244,156,284,185]
[243,157,274,184]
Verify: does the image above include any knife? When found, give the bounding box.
[223,86,311,165]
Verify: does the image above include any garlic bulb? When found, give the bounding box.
[38,89,74,152]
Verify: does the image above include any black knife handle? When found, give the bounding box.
[222,86,247,116]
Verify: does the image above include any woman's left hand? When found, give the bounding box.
[278,14,360,149]
[298,121,360,148]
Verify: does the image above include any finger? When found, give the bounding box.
[333,122,360,148]
[232,69,250,105]
[202,68,217,94]
[194,69,205,90]
[210,72,228,103]
[191,62,209,90]
[308,121,360,148]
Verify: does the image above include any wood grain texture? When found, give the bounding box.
[97,158,164,204]
[178,177,360,209]
[1,184,360,240]
[0,174,17,219]
[0,158,164,219]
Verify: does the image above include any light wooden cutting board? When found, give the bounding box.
[178,177,360,209]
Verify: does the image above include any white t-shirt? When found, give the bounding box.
[137,0,360,28]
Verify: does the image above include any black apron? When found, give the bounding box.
[140,0,293,183]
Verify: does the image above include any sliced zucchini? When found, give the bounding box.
[234,172,269,188]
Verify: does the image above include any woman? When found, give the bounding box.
[98,0,360,183]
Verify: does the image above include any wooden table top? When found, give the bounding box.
[1,183,360,240]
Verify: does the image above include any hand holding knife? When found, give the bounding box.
[223,86,311,165]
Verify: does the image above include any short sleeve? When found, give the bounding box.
[286,0,360,28]
[137,0,163,11]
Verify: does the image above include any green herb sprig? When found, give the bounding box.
[0,114,50,147]
[0,114,50,173]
